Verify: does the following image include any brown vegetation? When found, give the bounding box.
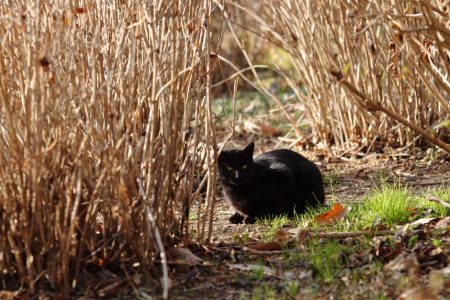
[0,0,217,295]
[226,0,450,155]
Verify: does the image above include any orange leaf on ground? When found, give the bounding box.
[315,203,347,225]
[260,124,283,137]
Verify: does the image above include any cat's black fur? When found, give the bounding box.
[218,142,325,224]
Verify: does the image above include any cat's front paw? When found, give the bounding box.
[244,216,256,224]
[229,212,244,224]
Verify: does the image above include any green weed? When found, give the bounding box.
[323,170,340,187]
[250,284,277,300]
[256,214,290,241]
[188,211,197,221]
[309,239,344,283]
[281,249,307,269]
[408,235,418,248]
[350,185,450,230]
[432,239,442,247]
[212,91,270,121]
[233,232,251,244]
[248,265,265,281]
[286,281,300,298]
[350,184,412,229]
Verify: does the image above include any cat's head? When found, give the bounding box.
[218,142,254,186]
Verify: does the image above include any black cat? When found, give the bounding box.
[218,142,325,224]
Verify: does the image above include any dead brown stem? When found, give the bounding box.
[336,76,450,155]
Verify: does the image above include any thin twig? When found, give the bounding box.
[138,179,169,299]
[314,229,395,239]
[427,196,450,209]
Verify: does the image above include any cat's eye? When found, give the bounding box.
[242,164,248,169]
[226,166,233,171]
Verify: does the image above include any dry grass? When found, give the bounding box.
[0,0,218,296]
[226,0,450,155]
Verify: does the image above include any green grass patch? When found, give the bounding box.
[232,232,251,244]
[290,184,449,234]
[256,214,290,241]
[309,239,345,283]
[248,265,266,281]
[285,281,300,298]
[237,185,448,300]
[249,283,277,300]
[351,184,449,230]
[243,281,301,300]
[415,186,449,217]
[353,184,412,228]
[281,249,306,269]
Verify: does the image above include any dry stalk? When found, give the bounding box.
[0,0,218,296]
[214,0,304,139]
[334,76,450,154]
[229,0,450,154]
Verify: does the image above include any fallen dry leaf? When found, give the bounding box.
[394,224,410,242]
[243,121,283,137]
[272,229,291,243]
[260,124,283,137]
[427,270,445,296]
[428,247,443,256]
[441,266,450,275]
[245,229,292,252]
[295,229,311,243]
[384,252,419,272]
[398,288,429,300]
[315,203,348,225]
[434,216,450,229]
[168,247,203,266]
[246,241,283,251]
[408,217,437,229]
[384,252,420,284]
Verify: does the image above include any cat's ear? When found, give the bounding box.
[243,142,254,158]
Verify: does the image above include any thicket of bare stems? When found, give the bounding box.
[0,0,217,295]
[231,0,450,155]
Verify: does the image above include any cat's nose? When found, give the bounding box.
[234,170,240,179]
